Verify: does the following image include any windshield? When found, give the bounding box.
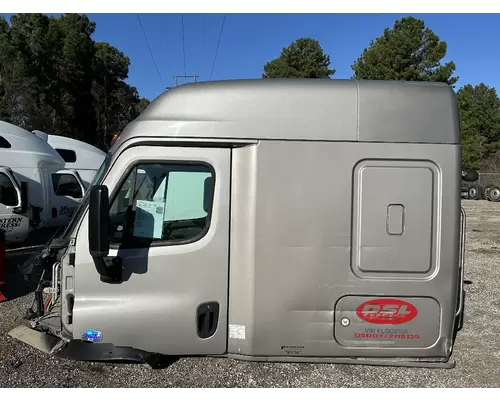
[55,152,112,242]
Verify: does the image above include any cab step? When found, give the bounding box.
[8,324,66,355]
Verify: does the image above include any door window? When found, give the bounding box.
[55,148,77,163]
[0,136,12,148]
[0,172,19,206]
[52,174,83,199]
[109,163,214,246]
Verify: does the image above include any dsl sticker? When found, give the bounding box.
[356,298,418,325]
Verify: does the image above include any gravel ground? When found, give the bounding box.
[1,199,500,387]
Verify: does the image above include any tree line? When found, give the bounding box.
[1,14,497,169]
[0,13,150,150]
[262,16,499,170]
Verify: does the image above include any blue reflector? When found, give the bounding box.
[82,330,103,343]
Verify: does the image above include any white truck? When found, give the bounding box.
[32,130,106,188]
[0,121,87,246]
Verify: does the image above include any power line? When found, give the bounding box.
[163,14,172,82]
[209,14,227,81]
[137,14,164,88]
[200,15,205,77]
[181,14,187,81]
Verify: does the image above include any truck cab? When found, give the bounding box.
[0,121,87,246]
[11,79,468,369]
[32,130,106,189]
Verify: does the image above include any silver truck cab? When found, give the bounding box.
[11,79,468,369]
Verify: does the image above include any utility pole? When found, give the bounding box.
[166,74,198,90]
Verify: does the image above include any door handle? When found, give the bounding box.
[196,302,220,339]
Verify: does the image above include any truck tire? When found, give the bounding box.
[467,184,482,200]
[484,185,494,200]
[489,186,500,202]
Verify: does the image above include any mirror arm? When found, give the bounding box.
[93,257,110,277]
[93,256,123,284]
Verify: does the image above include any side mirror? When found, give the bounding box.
[19,181,29,213]
[203,177,214,213]
[89,185,110,258]
[9,181,28,214]
[88,185,122,283]
[0,183,23,209]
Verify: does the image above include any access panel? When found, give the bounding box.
[334,296,441,348]
[351,159,440,280]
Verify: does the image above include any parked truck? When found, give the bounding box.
[0,121,87,246]
[11,79,469,369]
[32,130,106,188]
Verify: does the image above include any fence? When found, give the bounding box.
[477,172,500,188]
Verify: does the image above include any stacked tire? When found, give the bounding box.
[485,185,500,202]
[461,168,500,202]
[467,184,482,200]
[462,169,482,201]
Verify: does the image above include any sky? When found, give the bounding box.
[1,13,500,101]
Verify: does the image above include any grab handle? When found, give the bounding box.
[456,207,467,318]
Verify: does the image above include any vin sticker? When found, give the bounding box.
[229,324,246,340]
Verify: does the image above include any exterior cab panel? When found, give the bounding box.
[228,140,460,361]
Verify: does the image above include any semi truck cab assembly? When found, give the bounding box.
[9,79,470,369]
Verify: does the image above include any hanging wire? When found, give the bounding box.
[200,15,205,79]
[209,14,227,81]
[163,14,172,88]
[181,14,187,81]
[137,14,164,88]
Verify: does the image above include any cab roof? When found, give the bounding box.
[33,130,106,170]
[113,79,460,150]
[0,121,65,169]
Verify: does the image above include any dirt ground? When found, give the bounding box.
[1,200,500,387]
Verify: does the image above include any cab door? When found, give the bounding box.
[71,145,231,356]
[0,167,30,244]
[49,169,85,226]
